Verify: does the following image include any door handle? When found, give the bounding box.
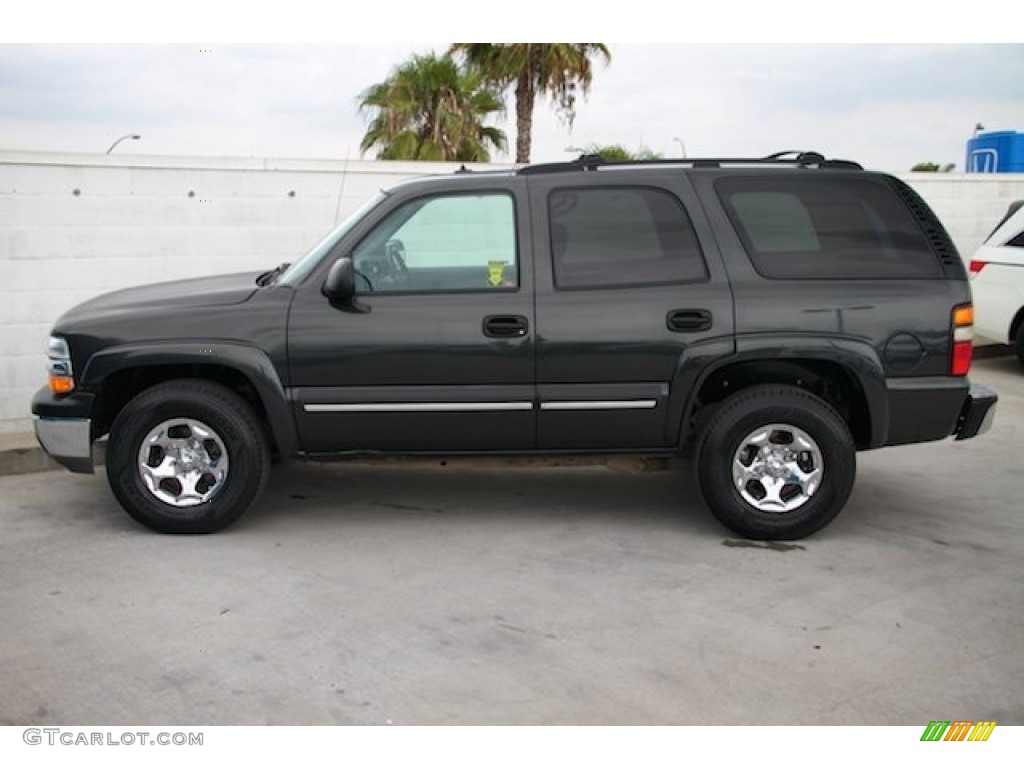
[483,314,529,338]
[667,309,713,333]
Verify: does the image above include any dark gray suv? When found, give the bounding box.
[32,152,997,538]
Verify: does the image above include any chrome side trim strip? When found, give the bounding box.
[304,402,534,413]
[306,400,659,413]
[540,400,658,411]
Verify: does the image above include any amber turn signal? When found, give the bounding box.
[49,374,75,394]
[953,305,974,326]
[950,303,974,376]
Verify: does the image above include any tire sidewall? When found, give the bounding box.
[697,387,855,539]
[106,382,268,533]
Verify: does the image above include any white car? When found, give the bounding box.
[970,201,1024,365]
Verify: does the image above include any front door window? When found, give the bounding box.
[352,192,518,293]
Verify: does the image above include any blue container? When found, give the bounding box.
[966,131,1024,173]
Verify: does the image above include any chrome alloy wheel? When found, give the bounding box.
[731,423,823,513]
[137,418,229,507]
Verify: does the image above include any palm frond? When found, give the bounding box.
[358,51,507,161]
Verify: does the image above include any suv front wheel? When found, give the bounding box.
[105,379,271,533]
[696,385,856,540]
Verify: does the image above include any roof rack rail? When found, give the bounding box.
[517,151,863,175]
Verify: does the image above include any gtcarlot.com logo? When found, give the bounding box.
[23,729,203,747]
[920,721,996,742]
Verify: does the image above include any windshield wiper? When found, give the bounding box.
[256,262,290,286]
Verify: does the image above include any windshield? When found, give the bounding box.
[279,192,388,286]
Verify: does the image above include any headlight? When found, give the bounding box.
[47,336,75,394]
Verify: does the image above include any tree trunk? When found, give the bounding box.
[515,72,534,164]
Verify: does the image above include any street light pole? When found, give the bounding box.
[106,134,141,154]
[673,136,687,158]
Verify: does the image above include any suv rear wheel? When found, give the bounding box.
[696,385,856,540]
[105,379,270,533]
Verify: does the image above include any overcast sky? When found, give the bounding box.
[1,42,1021,173]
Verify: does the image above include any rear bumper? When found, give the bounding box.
[31,386,96,474]
[883,377,996,446]
[954,383,998,440]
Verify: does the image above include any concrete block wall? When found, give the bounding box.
[2,150,1023,435]
[0,151,494,435]
[902,173,1024,258]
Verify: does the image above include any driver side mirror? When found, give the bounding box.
[323,257,369,313]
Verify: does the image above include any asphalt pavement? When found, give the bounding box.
[1,357,1021,725]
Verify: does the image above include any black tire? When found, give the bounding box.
[105,379,271,533]
[1015,321,1024,367]
[695,385,856,540]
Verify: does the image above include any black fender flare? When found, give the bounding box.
[668,335,890,449]
[80,341,298,457]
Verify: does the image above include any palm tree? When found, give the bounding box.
[358,53,507,162]
[584,143,663,161]
[449,43,611,164]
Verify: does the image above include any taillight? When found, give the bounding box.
[968,260,987,276]
[951,304,974,376]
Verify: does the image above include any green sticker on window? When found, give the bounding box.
[488,261,506,287]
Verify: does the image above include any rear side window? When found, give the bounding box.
[717,176,943,279]
[548,186,707,289]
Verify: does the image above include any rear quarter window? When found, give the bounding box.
[1005,230,1024,248]
[716,176,943,279]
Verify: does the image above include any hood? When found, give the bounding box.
[56,271,263,327]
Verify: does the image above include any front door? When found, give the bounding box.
[287,179,535,453]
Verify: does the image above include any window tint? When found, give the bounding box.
[548,187,707,289]
[1005,230,1024,248]
[353,193,516,293]
[717,176,943,279]
[730,192,820,252]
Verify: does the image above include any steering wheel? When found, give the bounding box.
[354,269,373,292]
[385,238,410,279]
[353,239,409,291]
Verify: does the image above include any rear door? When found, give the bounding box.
[527,170,734,450]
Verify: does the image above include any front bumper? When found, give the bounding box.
[33,416,94,473]
[954,383,998,440]
[31,386,96,473]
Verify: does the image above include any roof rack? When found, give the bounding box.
[517,151,863,175]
